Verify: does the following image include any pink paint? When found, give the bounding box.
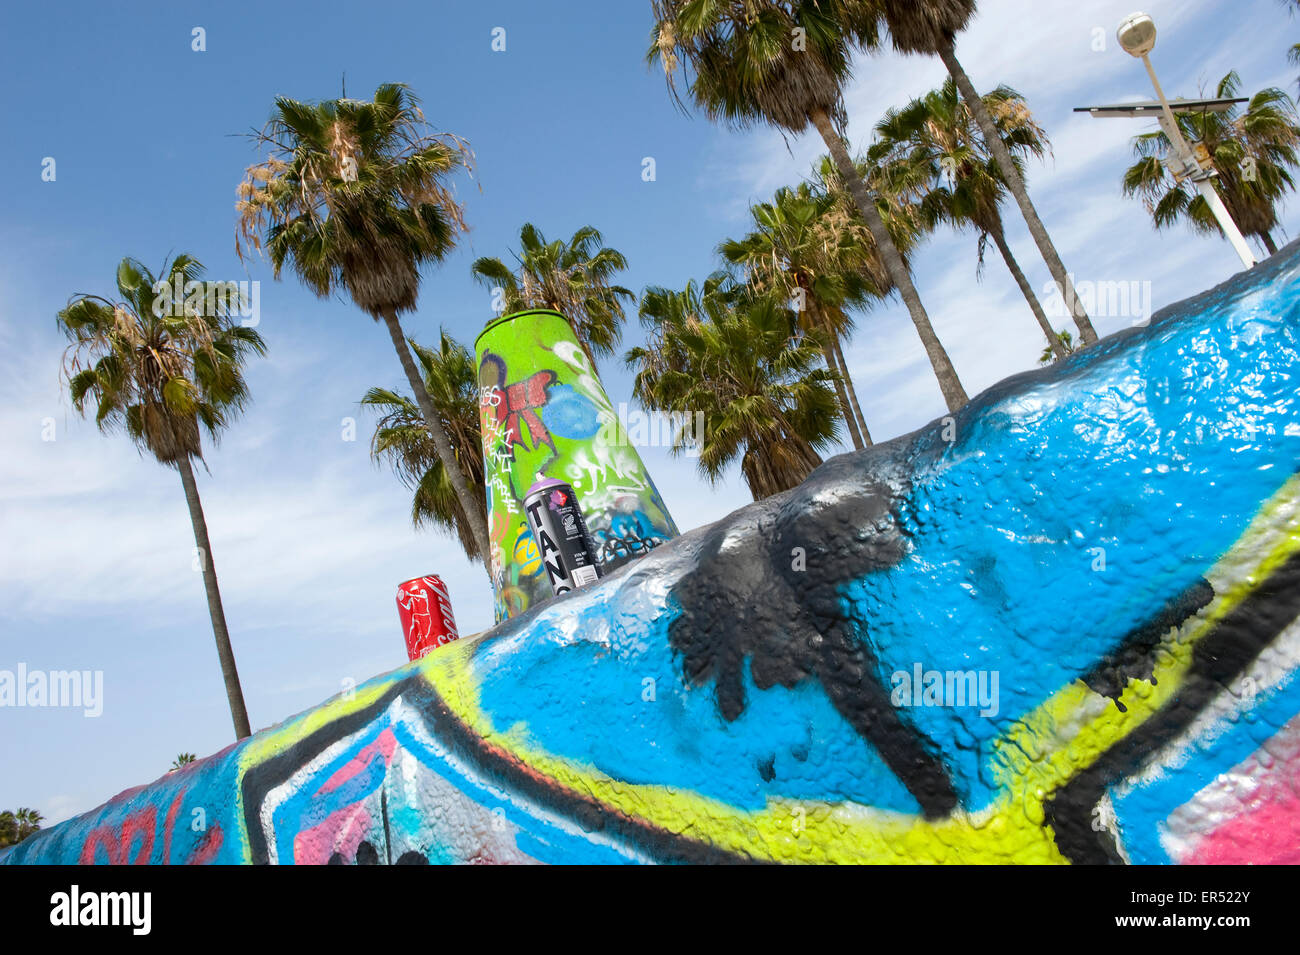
[1185,794,1300,864]
[187,824,224,865]
[1183,716,1300,865]
[162,793,183,863]
[294,804,376,865]
[79,805,156,865]
[319,728,398,794]
[291,729,400,863]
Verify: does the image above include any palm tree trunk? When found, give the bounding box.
[808,300,863,449]
[937,40,1099,347]
[833,337,873,445]
[176,454,251,740]
[810,300,872,446]
[824,340,863,449]
[809,107,969,412]
[1262,232,1278,256]
[989,225,1069,360]
[380,307,493,569]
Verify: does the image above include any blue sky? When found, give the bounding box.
[2,0,1297,824]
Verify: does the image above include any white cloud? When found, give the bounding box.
[0,335,499,637]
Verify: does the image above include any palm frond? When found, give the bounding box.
[57,255,264,466]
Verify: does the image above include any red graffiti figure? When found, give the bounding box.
[480,354,556,458]
[80,806,156,864]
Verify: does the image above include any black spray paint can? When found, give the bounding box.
[524,478,604,596]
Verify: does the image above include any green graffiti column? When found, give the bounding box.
[475,309,679,621]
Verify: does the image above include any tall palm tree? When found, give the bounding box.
[871,0,1099,345]
[875,78,1068,359]
[719,182,882,448]
[361,331,488,564]
[629,277,714,408]
[58,255,265,740]
[470,223,633,371]
[649,0,970,411]
[236,82,491,564]
[627,275,841,499]
[1123,72,1300,256]
[812,154,927,436]
[170,753,197,771]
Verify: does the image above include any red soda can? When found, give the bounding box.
[395,575,460,660]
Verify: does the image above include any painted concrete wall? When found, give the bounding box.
[6,246,1300,864]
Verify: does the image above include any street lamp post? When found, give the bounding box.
[1116,12,1256,269]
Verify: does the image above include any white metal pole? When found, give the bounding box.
[1195,179,1259,269]
[1142,56,1195,161]
[1142,54,1256,269]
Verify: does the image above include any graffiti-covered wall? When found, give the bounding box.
[7,248,1300,865]
[476,308,678,622]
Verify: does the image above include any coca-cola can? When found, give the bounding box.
[396,574,460,660]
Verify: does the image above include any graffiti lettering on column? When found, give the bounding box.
[596,511,666,564]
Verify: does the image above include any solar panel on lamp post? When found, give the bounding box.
[1108,12,1256,269]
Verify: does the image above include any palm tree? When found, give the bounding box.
[170,753,197,770]
[0,808,42,847]
[361,331,488,564]
[1039,329,1075,366]
[57,256,265,740]
[649,0,970,411]
[812,154,929,436]
[874,78,1069,359]
[1280,0,1300,91]
[1122,72,1300,257]
[627,276,840,499]
[628,277,712,408]
[871,0,1099,345]
[470,223,633,371]
[236,82,490,563]
[719,182,882,448]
